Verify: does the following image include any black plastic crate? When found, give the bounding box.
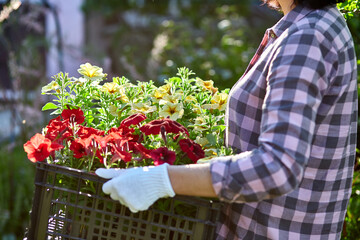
[26,162,221,240]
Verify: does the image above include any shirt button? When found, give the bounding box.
[270,32,276,38]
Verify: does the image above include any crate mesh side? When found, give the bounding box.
[29,163,221,240]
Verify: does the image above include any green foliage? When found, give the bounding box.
[342,162,360,240]
[338,0,360,19]
[338,1,360,239]
[0,145,35,238]
[82,0,270,91]
[153,6,257,89]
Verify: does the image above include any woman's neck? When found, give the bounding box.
[278,0,296,15]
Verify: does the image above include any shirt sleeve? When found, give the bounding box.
[210,28,333,203]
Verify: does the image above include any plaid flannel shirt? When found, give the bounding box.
[210,4,357,240]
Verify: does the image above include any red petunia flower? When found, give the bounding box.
[110,148,132,163]
[168,120,189,136]
[78,134,105,163]
[140,118,189,136]
[24,133,64,162]
[129,142,152,159]
[98,132,132,163]
[77,125,105,139]
[150,147,176,166]
[108,125,135,136]
[100,132,135,149]
[69,139,87,158]
[178,138,205,163]
[61,108,85,124]
[81,134,102,154]
[45,116,71,142]
[120,113,146,128]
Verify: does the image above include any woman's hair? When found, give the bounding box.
[262,0,345,10]
[294,0,345,9]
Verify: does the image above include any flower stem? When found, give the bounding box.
[88,150,96,172]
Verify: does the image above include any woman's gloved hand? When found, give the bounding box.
[95,164,175,213]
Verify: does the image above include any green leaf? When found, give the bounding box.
[212,125,226,131]
[65,103,80,109]
[42,102,58,111]
[206,133,217,146]
[87,114,95,124]
[50,109,62,115]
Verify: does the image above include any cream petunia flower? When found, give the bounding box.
[159,102,184,121]
[196,78,212,90]
[73,77,87,86]
[202,92,228,111]
[193,116,208,132]
[152,89,167,103]
[204,148,218,156]
[194,136,210,147]
[116,92,130,103]
[196,78,218,94]
[158,83,172,95]
[159,93,182,105]
[77,63,106,81]
[101,82,121,94]
[185,95,196,103]
[41,81,60,94]
[192,104,202,114]
[130,102,157,115]
[109,104,120,117]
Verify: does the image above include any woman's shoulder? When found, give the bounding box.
[288,6,353,50]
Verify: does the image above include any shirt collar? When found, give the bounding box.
[269,5,314,38]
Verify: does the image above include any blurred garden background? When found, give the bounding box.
[0,0,359,239]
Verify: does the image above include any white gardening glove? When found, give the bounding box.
[95,164,175,213]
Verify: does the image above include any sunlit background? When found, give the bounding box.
[0,0,359,239]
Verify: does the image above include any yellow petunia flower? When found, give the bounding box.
[116,92,129,103]
[212,92,228,111]
[41,81,60,94]
[101,82,121,94]
[77,63,106,81]
[159,93,182,105]
[130,102,157,115]
[203,80,214,90]
[158,83,172,95]
[202,92,228,111]
[109,104,120,117]
[152,89,167,103]
[193,116,208,132]
[204,148,218,156]
[73,77,87,86]
[159,102,184,121]
[195,136,210,147]
[192,104,202,114]
[210,86,218,95]
[185,95,196,103]
[196,78,214,91]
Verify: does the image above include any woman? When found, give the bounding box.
[96,0,357,239]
